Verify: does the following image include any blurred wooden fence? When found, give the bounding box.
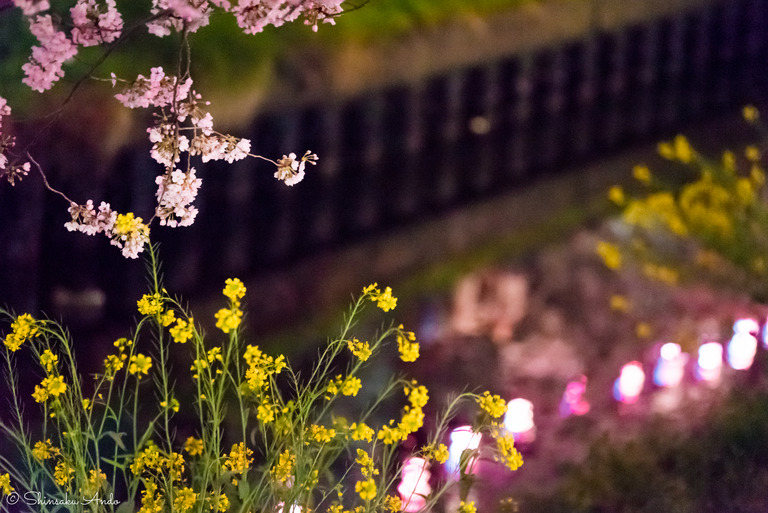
[2,0,768,315]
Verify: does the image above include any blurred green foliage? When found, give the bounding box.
[0,0,539,114]
[525,388,768,513]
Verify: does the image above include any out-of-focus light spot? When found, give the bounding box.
[504,398,536,443]
[277,503,302,513]
[469,116,491,135]
[445,426,482,477]
[696,342,723,383]
[653,342,688,388]
[559,375,590,417]
[613,361,645,404]
[734,318,759,335]
[727,331,757,370]
[398,457,432,513]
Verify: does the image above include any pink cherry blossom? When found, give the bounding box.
[12,0,50,16]
[22,14,78,92]
[70,0,124,47]
[155,167,202,227]
[64,200,117,236]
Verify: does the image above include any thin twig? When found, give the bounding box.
[27,152,73,205]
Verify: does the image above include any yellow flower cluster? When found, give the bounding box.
[355,448,379,478]
[477,391,507,418]
[349,422,375,442]
[222,442,253,474]
[362,283,397,312]
[242,345,286,394]
[137,292,164,316]
[377,382,429,444]
[54,460,75,487]
[103,337,131,381]
[271,449,296,484]
[111,212,150,259]
[595,241,622,270]
[383,495,403,512]
[129,353,153,376]
[32,347,67,404]
[658,134,695,164]
[130,443,192,511]
[172,487,198,513]
[309,424,336,444]
[184,437,204,457]
[347,337,372,361]
[215,278,246,333]
[3,313,41,352]
[354,477,377,501]
[326,374,362,398]
[458,501,478,513]
[169,317,195,343]
[0,473,13,496]
[81,468,107,497]
[491,424,524,471]
[32,439,60,461]
[421,442,449,464]
[396,325,419,362]
[214,306,242,334]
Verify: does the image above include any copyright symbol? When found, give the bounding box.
[6,491,19,505]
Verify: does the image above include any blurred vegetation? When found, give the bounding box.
[522,388,768,513]
[0,0,542,116]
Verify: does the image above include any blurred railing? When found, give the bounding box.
[2,0,768,314]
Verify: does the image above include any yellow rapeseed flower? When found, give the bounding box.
[422,442,449,464]
[271,449,296,484]
[632,164,651,184]
[396,326,419,362]
[223,442,253,474]
[223,277,246,302]
[0,473,13,496]
[214,307,243,334]
[743,104,760,123]
[477,391,507,418]
[355,448,378,478]
[399,406,424,434]
[173,487,198,513]
[384,495,403,513]
[405,383,429,409]
[363,283,397,311]
[347,337,372,361]
[596,241,622,270]
[184,437,204,456]
[40,349,58,373]
[377,422,405,445]
[129,353,152,376]
[350,422,375,442]
[745,145,761,162]
[46,375,67,397]
[137,293,164,316]
[492,426,524,471]
[607,185,625,205]
[169,317,195,344]
[32,439,59,461]
[3,313,41,352]
[54,460,75,486]
[257,402,275,424]
[355,478,377,501]
[309,424,336,443]
[208,491,229,512]
[104,354,125,380]
[159,309,176,327]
